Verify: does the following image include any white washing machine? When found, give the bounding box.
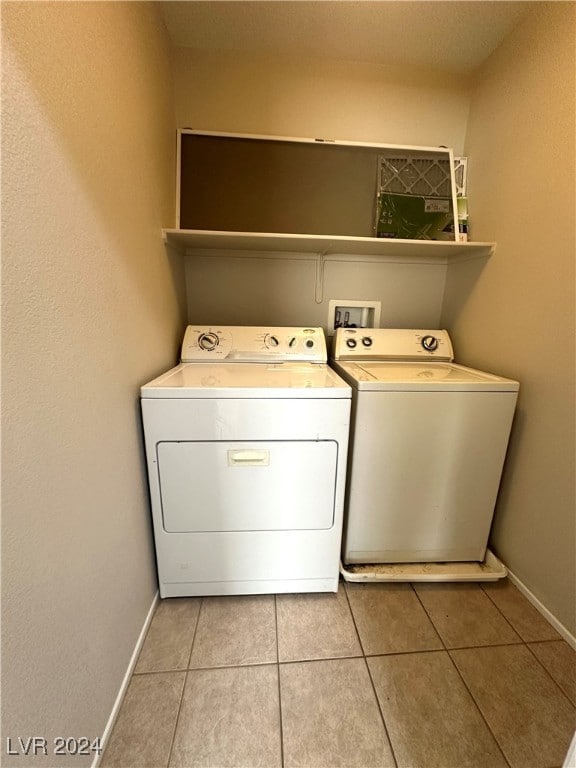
[141,326,351,597]
[331,328,519,566]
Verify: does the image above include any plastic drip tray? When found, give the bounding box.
[340,549,506,583]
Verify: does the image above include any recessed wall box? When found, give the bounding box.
[327,300,381,335]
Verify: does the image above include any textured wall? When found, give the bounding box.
[173,49,471,152]
[442,4,576,634]
[1,3,183,764]
[185,255,447,331]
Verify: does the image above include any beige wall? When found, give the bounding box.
[1,3,183,763]
[442,4,575,633]
[185,254,447,330]
[173,49,471,152]
[175,50,471,328]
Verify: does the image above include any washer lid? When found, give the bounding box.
[141,362,352,399]
[333,361,519,392]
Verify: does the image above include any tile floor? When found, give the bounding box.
[101,579,576,768]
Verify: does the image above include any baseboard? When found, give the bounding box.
[506,569,576,650]
[564,731,576,768]
[92,591,159,768]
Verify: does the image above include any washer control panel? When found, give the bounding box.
[332,328,454,361]
[181,326,327,363]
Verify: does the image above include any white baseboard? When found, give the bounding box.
[564,731,576,768]
[92,591,159,768]
[506,569,576,650]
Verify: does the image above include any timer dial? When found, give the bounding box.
[346,338,357,349]
[265,334,280,348]
[198,332,219,351]
[421,335,439,352]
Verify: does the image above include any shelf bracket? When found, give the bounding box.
[314,252,327,304]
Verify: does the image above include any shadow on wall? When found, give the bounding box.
[487,404,525,555]
[440,256,488,330]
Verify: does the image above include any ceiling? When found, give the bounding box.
[160,1,532,75]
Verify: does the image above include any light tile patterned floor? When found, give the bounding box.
[101,579,576,768]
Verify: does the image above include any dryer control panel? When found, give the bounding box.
[332,328,454,361]
[181,326,328,363]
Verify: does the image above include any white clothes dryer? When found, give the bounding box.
[331,328,519,566]
[141,326,351,597]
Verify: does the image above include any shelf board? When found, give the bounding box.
[163,229,495,263]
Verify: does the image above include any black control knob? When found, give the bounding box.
[198,332,219,351]
[305,339,314,348]
[421,335,439,352]
[288,337,297,347]
[362,337,373,347]
[346,338,357,349]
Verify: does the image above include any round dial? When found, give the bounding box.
[265,334,280,348]
[346,338,357,349]
[198,332,219,352]
[305,339,314,348]
[421,335,439,352]
[362,337,373,347]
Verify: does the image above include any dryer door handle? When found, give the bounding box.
[227,449,270,467]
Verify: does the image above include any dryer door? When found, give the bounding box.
[157,440,338,532]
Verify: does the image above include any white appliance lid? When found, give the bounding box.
[141,362,352,399]
[333,361,519,392]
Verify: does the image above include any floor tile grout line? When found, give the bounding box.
[524,641,576,710]
[362,656,399,768]
[341,579,367,658]
[186,597,204,669]
[479,584,536,642]
[342,580,400,768]
[410,582,448,651]
[165,670,189,768]
[412,587,514,762]
[278,653,365,666]
[412,581,513,767]
[133,667,194,677]
[273,593,281,665]
[190,660,283,672]
[165,598,203,767]
[131,644,551,675]
[187,660,279,671]
[411,583,525,650]
[134,655,377,676]
[365,648,450,662]
[483,586,576,710]
[446,647,513,768]
[363,639,549,654]
[425,639,525,653]
[274,595,285,768]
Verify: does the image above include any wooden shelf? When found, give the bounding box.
[163,229,494,264]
